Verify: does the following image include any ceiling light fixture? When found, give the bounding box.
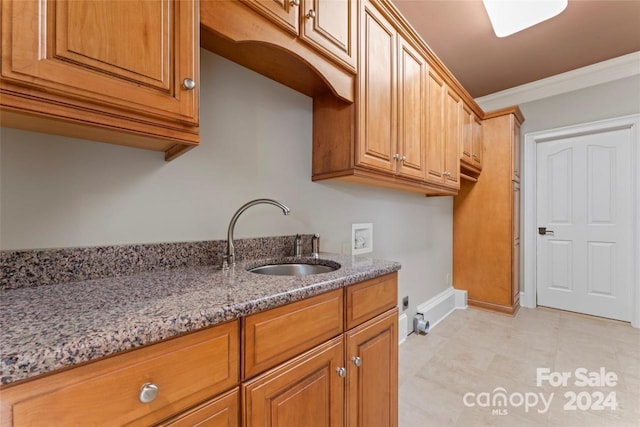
[482,0,568,38]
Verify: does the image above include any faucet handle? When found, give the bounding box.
[294,234,302,257]
[311,234,320,258]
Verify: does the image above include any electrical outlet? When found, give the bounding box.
[402,296,409,310]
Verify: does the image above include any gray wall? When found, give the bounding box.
[519,75,640,134]
[0,49,455,335]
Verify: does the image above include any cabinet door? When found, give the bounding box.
[1,0,198,124]
[243,337,344,427]
[356,0,397,173]
[240,0,300,35]
[460,103,473,165]
[512,118,521,182]
[157,388,239,427]
[301,0,357,71]
[444,87,461,189]
[472,115,483,170]
[512,182,521,304]
[425,70,445,185]
[346,308,398,427]
[396,34,427,181]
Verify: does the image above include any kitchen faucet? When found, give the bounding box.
[221,198,290,269]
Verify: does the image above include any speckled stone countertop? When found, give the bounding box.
[0,254,400,385]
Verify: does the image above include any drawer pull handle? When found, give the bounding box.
[336,367,346,378]
[352,356,362,367]
[306,9,316,19]
[139,382,159,403]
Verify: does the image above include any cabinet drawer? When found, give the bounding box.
[243,289,343,379]
[1,321,239,427]
[157,387,239,427]
[345,272,397,329]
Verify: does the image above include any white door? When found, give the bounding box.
[536,128,633,321]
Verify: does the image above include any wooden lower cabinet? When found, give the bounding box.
[0,274,399,427]
[243,337,345,427]
[346,308,398,427]
[157,388,240,427]
[0,322,240,427]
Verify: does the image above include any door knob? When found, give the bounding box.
[538,227,555,236]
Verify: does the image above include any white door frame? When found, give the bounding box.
[522,114,640,327]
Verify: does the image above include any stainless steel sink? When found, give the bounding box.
[248,262,339,276]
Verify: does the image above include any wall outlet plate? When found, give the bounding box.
[402,296,409,310]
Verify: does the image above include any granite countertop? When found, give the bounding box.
[0,253,400,385]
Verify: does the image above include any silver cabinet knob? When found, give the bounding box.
[472,154,479,159]
[182,78,196,90]
[443,171,451,177]
[139,383,159,403]
[352,356,362,367]
[306,9,316,19]
[336,367,346,378]
[290,0,300,5]
[392,154,400,160]
[400,156,407,162]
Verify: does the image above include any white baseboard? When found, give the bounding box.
[415,287,467,332]
[398,313,408,345]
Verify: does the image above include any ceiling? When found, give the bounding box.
[391,0,640,98]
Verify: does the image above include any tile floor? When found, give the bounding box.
[399,307,640,427]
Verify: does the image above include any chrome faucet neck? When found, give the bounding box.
[223,198,290,269]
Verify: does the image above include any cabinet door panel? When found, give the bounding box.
[425,70,445,185]
[444,87,461,189]
[2,0,197,123]
[240,0,299,35]
[513,118,521,182]
[397,34,427,180]
[357,1,397,172]
[472,116,483,170]
[346,308,398,427]
[460,103,473,164]
[301,0,356,71]
[243,337,344,427]
[157,388,240,427]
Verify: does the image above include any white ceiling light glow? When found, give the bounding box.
[483,0,568,38]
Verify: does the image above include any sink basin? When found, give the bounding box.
[248,262,339,276]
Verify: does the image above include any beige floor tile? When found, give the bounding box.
[399,306,639,427]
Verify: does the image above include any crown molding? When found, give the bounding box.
[476,51,640,112]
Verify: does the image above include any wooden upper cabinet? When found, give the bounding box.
[0,0,199,160]
[240,0,300,35]
[396,34,427,181]
[472,115,483,170]
[240,0,356,72]
[444,87,461,189]
[460,105,482,176]
[356,0,397,173]
[460,103,473,165]
[425,69,445,186]
[301,0,357,71]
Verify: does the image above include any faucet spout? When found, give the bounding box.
[223,198,290,268]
